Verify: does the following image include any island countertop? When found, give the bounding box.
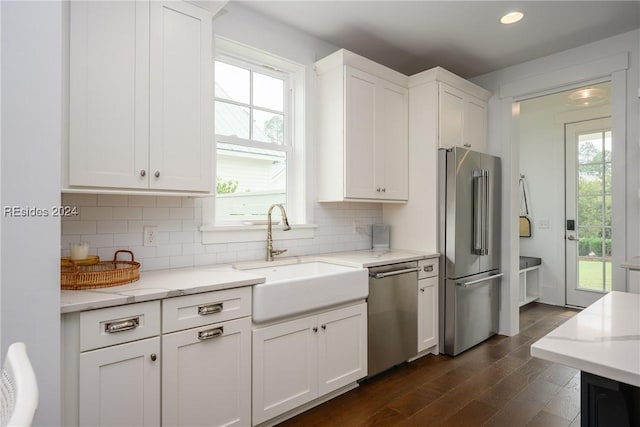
[530,291,640,387]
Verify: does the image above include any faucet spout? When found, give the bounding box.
[266,204,291,261]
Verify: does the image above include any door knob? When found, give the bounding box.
[567,235,581,241]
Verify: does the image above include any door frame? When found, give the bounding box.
[493,51,629,336]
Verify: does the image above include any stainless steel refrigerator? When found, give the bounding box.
[438,147,503,356]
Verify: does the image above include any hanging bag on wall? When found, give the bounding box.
[519,176,532,237]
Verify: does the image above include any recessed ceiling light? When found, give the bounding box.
[500,11,524,25]
[567,87,607,107]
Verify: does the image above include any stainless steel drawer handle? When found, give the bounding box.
[198,303,223,315]
[105,317,139,334]
[198,327,223,341]
[456,273,504,288]
[423,265,434,272]
[372,267,421,279]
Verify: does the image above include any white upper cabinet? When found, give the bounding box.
[438,81,488,152]
[316,50,409,202]
[68,0,213,194]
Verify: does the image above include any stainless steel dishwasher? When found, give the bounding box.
[367,261,420,377]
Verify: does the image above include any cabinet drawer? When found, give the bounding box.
[80,301,160,352]
[162,287,251,334]
[418,258,439,279]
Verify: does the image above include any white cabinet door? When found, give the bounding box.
[317,303,367,395]
[377,81,408,200]
[252,315,318,425]
[344,66,377,199]
[79,337,160,427]
[149,0,213,192]
[438,82,488,152]
[418,277,438,352]
[464,97,488,152]
[438,83,465,149]
[69,0,150,189]
[162,317,251,427]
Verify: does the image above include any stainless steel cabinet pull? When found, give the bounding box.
[154,171,160,178]
[150,353,157,362]
[198,327,223,341]
[372,267,420,279]
[456,273,504,288]
[420,288,425,292]
[105,317,139,333]
[140,170,146,177]
[376,188,381,192]
[313,327,318,333]
[382,188,386,192]
[423,265,434,272]
[198,303,223,315]
[321,325,326,330]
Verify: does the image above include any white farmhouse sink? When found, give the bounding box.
[240,261,368,323]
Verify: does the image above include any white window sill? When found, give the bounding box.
[200,223,317,244]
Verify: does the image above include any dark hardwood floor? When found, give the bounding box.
[279,302,581,427]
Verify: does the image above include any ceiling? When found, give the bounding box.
[238,1,640,78]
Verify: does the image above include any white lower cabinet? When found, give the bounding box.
[252,303,367,425]
[79,337,161,426]
[417,258,439,354]
[162,317,251,427]
[418,276,438,352]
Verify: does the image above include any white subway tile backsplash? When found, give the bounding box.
[169,207,194,220]
[142,208,170,220]
[156,196,182,208]
[62,193,97,207]
[97,221,128,234]
[113,207,142,220]
[128,195,157,207]
[61,196,381,272]
[62,220,97,235]
[81,207,113,221]
[97,194,129,207]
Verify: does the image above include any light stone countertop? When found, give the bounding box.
[61,248,438,314]
[531,291,640,387]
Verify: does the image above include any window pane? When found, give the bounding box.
[215,61,250,104]
[578,259,603,291]
[253,72,284,112]
[216,143,286,222]
[578,164,603,196]
[578,196,602,226]
[578,133,602,164]
[578,227,602,256]
[604,195,611,227]
[604,163,612,194]
[215,101,250,139]
[253,110,284,144]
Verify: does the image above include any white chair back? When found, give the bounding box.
[0,343,38,427]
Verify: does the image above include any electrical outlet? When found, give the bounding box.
[143,226,158,247]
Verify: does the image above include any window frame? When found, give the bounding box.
[200,36,312,243]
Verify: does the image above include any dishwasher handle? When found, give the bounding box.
[371,267,421,279]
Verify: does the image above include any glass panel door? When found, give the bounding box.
[565,117,612,307]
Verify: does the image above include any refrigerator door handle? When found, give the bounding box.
[456,273,504,288]
[473,170,489,255]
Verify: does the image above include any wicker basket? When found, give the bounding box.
[61,250,140,290]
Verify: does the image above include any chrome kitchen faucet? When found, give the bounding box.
[266,204,291,261]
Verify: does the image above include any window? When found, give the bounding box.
[214,55,291,224]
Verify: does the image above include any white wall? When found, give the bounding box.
[1,1,62,425]
[472,29,639,333]
[518,91,611,305]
